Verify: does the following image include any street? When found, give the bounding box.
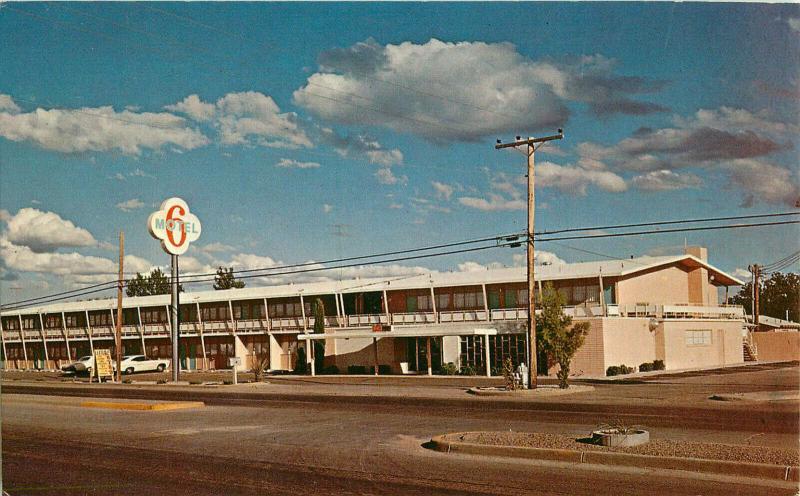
[2,364,798,495]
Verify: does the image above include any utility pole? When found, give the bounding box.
[753,264,760,329]
[495,129,564,389]
[115,231,124,383]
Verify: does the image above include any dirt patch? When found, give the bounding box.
[445,431,799,466]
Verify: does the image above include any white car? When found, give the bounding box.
[118,355,170,375]
[61,355,95,375]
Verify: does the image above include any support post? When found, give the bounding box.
[484,333,491,377]
[84,310,94,355]
[481,283,489,321]
[373,337,379,376]
[19,315,28,369]
[61,312,71,362]
[228,300,236,335]
[197,302,207,370]
[115,231,124,382]
[495,130,563,389]
[334,293,342,326]
[170,254,180,382]
[340,293,347,326]
[753,264,760,328]
[38,313,49,366]
[0,318,6,370]
[309,337,316,376]
[426,337,432,376]
[263,298,272,332]
[137,307,145,356]
[430,286,437,323]
[382,289,390,324]
[598,272,606,317]
[299,294,306,331]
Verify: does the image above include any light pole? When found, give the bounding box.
[495,129,564,389]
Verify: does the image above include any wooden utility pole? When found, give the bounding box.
[753,264,760,328]
[495,130,564,389]
[115,231,124,383]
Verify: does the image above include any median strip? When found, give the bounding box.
[428,432,799,482]
[79,401,204,411]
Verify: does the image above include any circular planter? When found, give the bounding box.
[591,429,650,447]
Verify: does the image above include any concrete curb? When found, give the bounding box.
[467,385,594,396]
[79,401,205,411]
[429,433,800,482]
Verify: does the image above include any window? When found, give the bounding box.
[454,291,484,309]
[435,294,450,310]
[64,314,79,327]
[685,330,712,346]
[505,289,517,308]
[417,295,431,311]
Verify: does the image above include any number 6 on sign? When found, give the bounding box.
[147,197,202,255]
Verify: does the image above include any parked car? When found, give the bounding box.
[118,355,170,374]
[61,355,95,375]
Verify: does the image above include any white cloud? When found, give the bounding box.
[0,209,10,222]
[458,261,505,272]
[366,149,403,167]
[320,128,404,166]
[431,181,454,201]
[724,159,800,207]
[732,267,752,280]
[3,208,96,252]
[513,251,566,266]
[0,94,21,113]
[537,161,627,195]
[322,204,334,213]
[375,167,408,185]
[116,198,146,212]
[787,17,800,34]
[458,194,525,211]
[215,91,312,149]
[0,100,209,155]
[275,158,321,169]
[198,242,236,254]
[294,39,666,142]
[631,170,703,191]
[164,94,216,122]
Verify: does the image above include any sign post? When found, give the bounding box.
[94,349,114,383]
[148,198,202,383]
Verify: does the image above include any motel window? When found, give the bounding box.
[64,314,79,327]
[454,291,484,310]
[685,330,712,346]
[518,289,528,307]
[435,294,451,311]
[89,313,112,327]
[417,295,432,311]
[505,290,517,308]
[22,317,36,330]
[45,315,61,328]
[3,318,19,330]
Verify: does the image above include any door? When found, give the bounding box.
[488,290,500,310]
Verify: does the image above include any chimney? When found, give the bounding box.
[685,246,707,261]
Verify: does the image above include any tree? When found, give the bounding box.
[126,268,183,297]
[536,283,590,389]
[213,266,245,290]
[313,298,325,334]
[729,272,799,322]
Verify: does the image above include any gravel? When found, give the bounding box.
[446,431,799,466]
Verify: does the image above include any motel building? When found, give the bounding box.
[0,246,754,377]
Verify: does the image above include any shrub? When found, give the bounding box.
[223,380,234,385]
[440,362,458,375]
[638,362,653,372]
[606,364,634,377]
[156,379,168,384]
[459,364,477,376]
[537,283,590,389]
[502,357,519,390]
[378,364,392,375]
[653,359,665,371]
[347,365,367,375]
[122,379,133,384]
[320,365,339,375]
[189,380,203,385]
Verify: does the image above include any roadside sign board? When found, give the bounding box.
[94,349,114,380]
[147,197,202,256]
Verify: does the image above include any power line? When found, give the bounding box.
[535,220,800,242]
[4,212,798,309]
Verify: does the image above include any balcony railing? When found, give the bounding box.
[2,304,746,342]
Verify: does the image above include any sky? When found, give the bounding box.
[1,2,798,305]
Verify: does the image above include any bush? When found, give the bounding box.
[347,365,367,375]
[223,380,234,385]
[320,365,339,375]
[653,359,665,371]
[459,364,477,376]
[638,362,653,372]
[189,380,203,385]
[606,364,634,377]
[440,362,458,375]
[156,379,168,384]
[378,364,392,375]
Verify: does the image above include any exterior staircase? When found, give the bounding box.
[743,340,758,362]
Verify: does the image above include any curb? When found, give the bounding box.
[429,434,800,482]
[79,401,205,411]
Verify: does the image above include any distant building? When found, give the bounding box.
[0,246,749,377]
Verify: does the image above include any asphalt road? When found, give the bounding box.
[2,394,797,495]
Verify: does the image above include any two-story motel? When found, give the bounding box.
[0,247,748,377]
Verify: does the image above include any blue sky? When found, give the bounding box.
[1,2,798,303]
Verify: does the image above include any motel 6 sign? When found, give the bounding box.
[147,197,202,256]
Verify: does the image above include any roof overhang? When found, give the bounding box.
[296,327,498,340]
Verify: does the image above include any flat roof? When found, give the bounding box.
[1,253,743,316]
